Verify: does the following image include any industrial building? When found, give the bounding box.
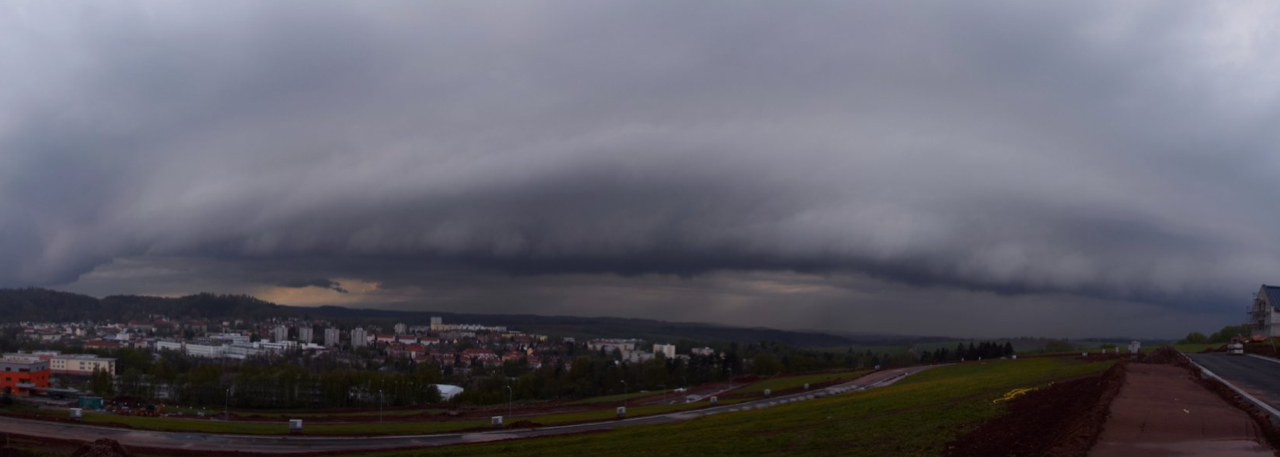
[0,357,50,396]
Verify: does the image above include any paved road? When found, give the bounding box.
[0,365,937,454]
[1186,353,1280,414]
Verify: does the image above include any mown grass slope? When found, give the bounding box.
[355,358,1113,457]
[563,389,672,406]
[734,369,870,395]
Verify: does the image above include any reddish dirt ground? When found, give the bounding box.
[944,362,1126,457]
[1090,363,1274,457]
[1243,342,1280,358]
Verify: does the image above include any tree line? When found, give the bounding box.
[1178,324,1250,345]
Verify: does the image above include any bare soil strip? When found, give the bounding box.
[944,362,1125,457]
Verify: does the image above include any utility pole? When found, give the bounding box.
[621,380,628,409]
[379,389,384,423]
[506,385,513,420]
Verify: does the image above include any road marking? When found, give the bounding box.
[1245,354,1280,366]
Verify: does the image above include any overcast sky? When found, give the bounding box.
[3,1,1279,338]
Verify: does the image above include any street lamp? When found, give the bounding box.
[379,389,384,423]
[621,380,628,409]
[224,386,234,421]
[505,385,513,420]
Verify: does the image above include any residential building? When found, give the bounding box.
[653,344,676,359]
[50,354,117,377]
[394,323,407,335]
[297,327,314,344]
[1251,285,1280,338]
[430,316,443,331]
[324,327,340,347]
[273,325,288,343]
[350,327,368,347]
[588,339,640,353]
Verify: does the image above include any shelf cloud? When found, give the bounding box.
[3,1,1279,336]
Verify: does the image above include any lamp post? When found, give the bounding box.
[621,380,628,409]
[224,386,233,421]
[506,385,513,420]
[379,389,384,423]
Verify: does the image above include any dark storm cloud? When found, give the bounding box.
[4,0,1280,322]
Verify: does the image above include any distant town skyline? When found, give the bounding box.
[5,1,1280,338]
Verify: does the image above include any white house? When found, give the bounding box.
[1250,285,1280,338]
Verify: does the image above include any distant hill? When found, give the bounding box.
[0,288,290,323]
[0,288,885,347]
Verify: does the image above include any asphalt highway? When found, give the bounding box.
[1187,352,1280,414]
[0,365,937,454]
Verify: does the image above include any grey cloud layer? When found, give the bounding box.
[3,1,1280,312]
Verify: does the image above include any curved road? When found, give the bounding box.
[0,365,936,454]
[1187,352,1280,415]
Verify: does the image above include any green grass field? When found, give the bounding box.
[162,406,446,419]
[346,358,1113,456]
[734,369,869,395]
[563,389,672,406]
[1165,343,1221,353]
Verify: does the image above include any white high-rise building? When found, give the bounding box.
[272,326,288,343]
[324,327,340,347]
[297,327,314,344]
[394,323,407,335]
[653,344,677,359]
[430,316,443,331]
[350,327,368,347]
